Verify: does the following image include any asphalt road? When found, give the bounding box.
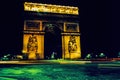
[0,62,120,80]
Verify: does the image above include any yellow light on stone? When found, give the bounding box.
[24,2,79,15]
[22,50,26,53]
[23,3,81,60]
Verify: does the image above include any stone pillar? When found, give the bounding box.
[62,22,81,59]
[22,20,44,59]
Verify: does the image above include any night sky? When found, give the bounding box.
[0,0,118,58]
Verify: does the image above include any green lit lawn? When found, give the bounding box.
[0,64,120,80]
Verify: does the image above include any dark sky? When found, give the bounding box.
[0,0,118,57]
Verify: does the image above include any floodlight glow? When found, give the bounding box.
[24,2,79,15]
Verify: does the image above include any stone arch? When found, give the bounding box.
[44,23,62,59]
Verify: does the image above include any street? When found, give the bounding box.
[0,60,120,80]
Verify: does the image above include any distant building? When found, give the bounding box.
[22,2,81,59]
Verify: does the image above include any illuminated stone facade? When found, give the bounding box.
[24,2,79,15]
[23,2,81,59]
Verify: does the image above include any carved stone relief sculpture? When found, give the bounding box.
[27,34,38,53]
[68,35,77,53]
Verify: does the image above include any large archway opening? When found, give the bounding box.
[44,23,62,59]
